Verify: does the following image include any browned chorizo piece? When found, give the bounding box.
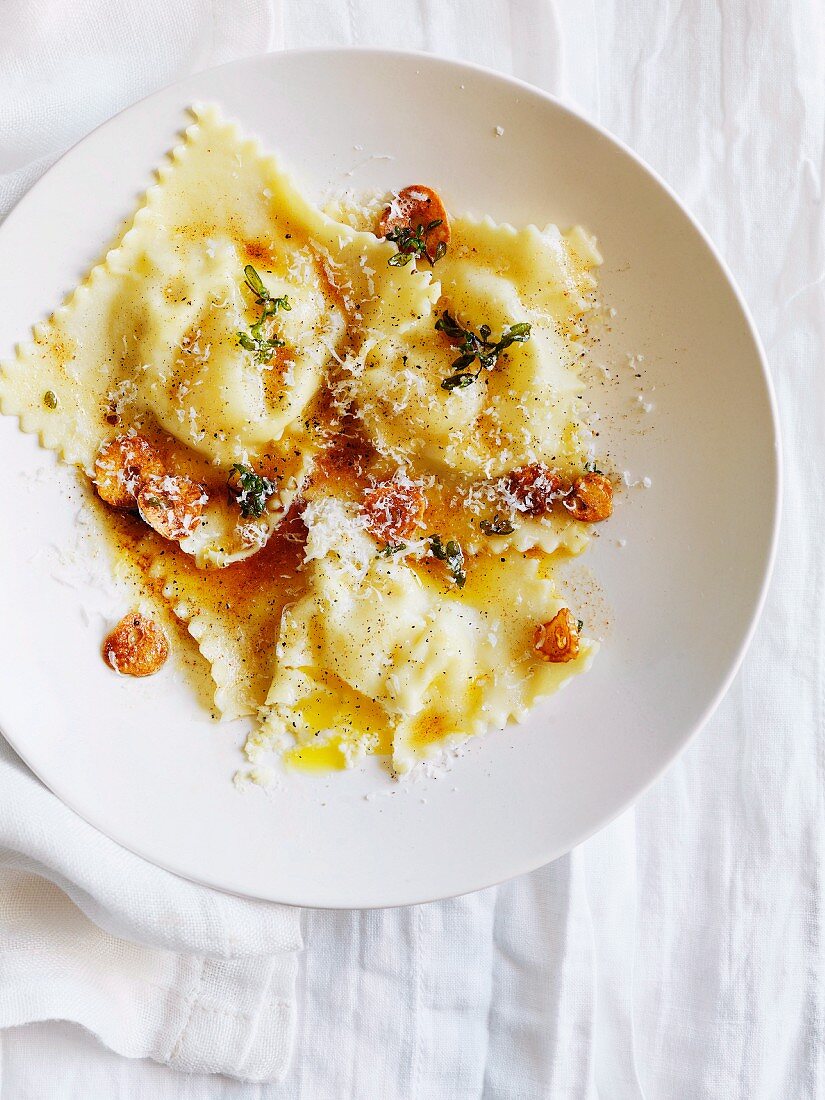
[562,473,613,522]
[103,612,169,677]
[503,464,571,516]
[362,480,426,543]
[534,609,581,664]
[376,185,450,263]
[93,435,163,509]
[136,474,208,542]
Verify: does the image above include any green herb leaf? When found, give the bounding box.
[435,311,531,390]
[441,373,477,391]
[243,264,268,299]
[577,619,584,632]
[261,295,291,316]
[385,221,447,267]
[583,460,603,474]
[238,266,291,364]
[429,534,447,560]
[379,541,407,557]
[236,330,285,363]
[428,534,466,587]
[480,513,515,536]
[434,312,465,341]
[228,463,277,518]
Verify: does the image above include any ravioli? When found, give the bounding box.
[353,217,601,479]
[1,110,612,777]
[0,106,436,567]
[244,498,594,773]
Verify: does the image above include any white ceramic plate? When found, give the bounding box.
[0,49,779,907]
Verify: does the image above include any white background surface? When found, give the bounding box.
[1,0,822,1097]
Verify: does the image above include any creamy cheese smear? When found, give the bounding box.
[0,106,609,776]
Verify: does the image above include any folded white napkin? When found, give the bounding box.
[0,0,305,1084]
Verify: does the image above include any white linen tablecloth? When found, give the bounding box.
[1,1,822,1097]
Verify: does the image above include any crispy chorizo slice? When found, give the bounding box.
[534,609,580,664]
[362,479,426,543]
[136,474,208,541]
[103,612,169,677]
[503,464,571,516]
[93,435,163,509]
[376,185,450,262]
[562,473,613,522]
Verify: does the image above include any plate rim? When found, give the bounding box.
[0,46,782,908]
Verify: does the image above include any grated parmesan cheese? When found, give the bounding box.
[302,497,369,568]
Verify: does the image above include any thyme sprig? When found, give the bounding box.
[237,264,291,364]
[386,220,447,267]
[429,534,466,588]
[480,513,515,536]
[227,463,277,518]
[435,311,532,391]
[379,541,407,557]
